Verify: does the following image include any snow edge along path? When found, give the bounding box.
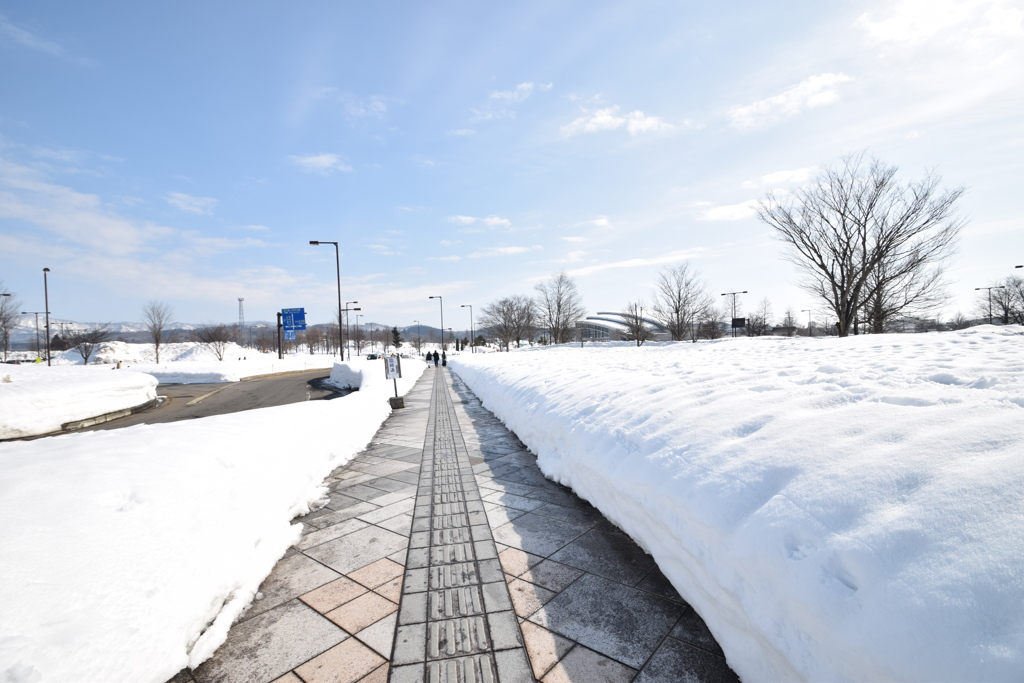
[0,360,423,683]
[450,331,1024,683]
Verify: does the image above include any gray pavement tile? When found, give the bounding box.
[481,490,546,512]
[493,648,535,683]
[304,526,408,575]
[497,547,545,577]
[296,518,370,551]
[517,559,584,594]
[323,491,363,510]
[530,501,604,529]
[356,612,398,658]
[637,566,686,603]
[377,512,414,536]
[241,553,341,620]
[670,608,725,657]
[550,528,657,586]
[356,498,415,525]
[294,638,385,683]
[393,624,427,665]
[519,621,575,680]
[361,476,415,494]
[337,483,398,502]
[192,601,346,683]
[507,578,557,619]
[539,644,636,683]
[528,573,685,669]
[636,636,739,683]
[492,512,588,558]
[488,610,526,650]
[388,471,421,485]
[304,502,379,530]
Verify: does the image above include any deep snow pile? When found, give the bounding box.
[0,359,423,683]
[52,341,337,383]
[0,365,158,439]
[450,327,1024,683]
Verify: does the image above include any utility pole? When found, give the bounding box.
[975,286,1006,325]
[429,295,444,350]
[43,268,51,365]
[461,304,474,353]
[721,290,747,338]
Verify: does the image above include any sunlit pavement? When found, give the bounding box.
[169,367,737,683]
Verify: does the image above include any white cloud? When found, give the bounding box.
[575,216,612,228]
[447,128,476,136]
[565,249,707,277]
[241,224,270,232]
[447,215,477,225]
[166,192,217,215]
[490,82,538,103]
[468,245,541,258]
[560,107,674,137]
[728,73,852,128]
[741,167,813,188]
[439,240,461,246]
[856,0,1023,46]
[561,236,586,242]
[482,216,512,228]
[289,153,353,174]
[470,82,553,123]
[0,13,63,57]
[699,201,758,221]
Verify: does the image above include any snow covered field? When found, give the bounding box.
[0,365,158,439]
[0,358,423,683]
[450,327,1024,683]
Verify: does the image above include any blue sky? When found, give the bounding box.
[1,0,1021,329]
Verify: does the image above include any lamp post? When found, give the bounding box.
[42,268,51,366]
[22,311,44,358]
[342,304,361,359]
[976,286,1006,325]
[429,295,444,350]
[461,304,474,353]
[309,240,344,360]
[345,301,359,360]
[355,314,363,355]
[721,290,747,338]
[413,319,421,354]
[801,309,812,337]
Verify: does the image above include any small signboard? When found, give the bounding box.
[282,308,306,331]
[284,329,296,341]
[384,355,402,380]
[731,317,747,328]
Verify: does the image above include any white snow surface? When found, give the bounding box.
[450,328,1024,683]
[0,358,423,683]
[0,365,158,439]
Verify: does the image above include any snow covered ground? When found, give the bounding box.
[0,365,158,439]
[450,327,1024,683]
[0,358,423,683]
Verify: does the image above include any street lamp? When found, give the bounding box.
[355,314,363,355]
[43,268,51,366]
[345,301,359,360]
[413,319,421,354]
[309,240,344,360]
[721,290,747,338]
[22,312,45,358]
[976,286,1006,325]
[461,304,474,353]
[429,295,444,350]
[342,304,361,360]
[801,309,812,337]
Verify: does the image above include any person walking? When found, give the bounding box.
[425,350,431,366]
[432,350,439,367]
[441,350,447,367]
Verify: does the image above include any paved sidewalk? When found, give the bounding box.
[169,367,738,683]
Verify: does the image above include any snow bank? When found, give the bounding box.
[450,327,1024,683]
[0,359,423,683]
[0,365,158,439]
[327,362,364,390]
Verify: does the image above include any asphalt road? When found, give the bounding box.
[79,369,348,432]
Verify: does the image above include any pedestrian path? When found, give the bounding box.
[169,367,738,683]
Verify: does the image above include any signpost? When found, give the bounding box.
[279,308,306,358]
[384,355,404,409]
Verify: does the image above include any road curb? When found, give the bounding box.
[61,397,163,431]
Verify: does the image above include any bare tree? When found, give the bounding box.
[142,300,174,364]
[535,271,587,344]
[947,311,973,330]
[696,306,726,339]
[651,264,712,341]
[622,302,651,346]
[65,325,113,364]
[746,298,774,336]
[480,295,536,351]
[981,276,1024,325]
[0,282,21,361]
[757,153,965,337]
[192,324,234,361]
[780,308,798,337]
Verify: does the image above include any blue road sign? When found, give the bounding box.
[284,329,296,341]
[282,308,306,331]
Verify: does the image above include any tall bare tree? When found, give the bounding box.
[66,325,113,364]
[534,271,586,344]
[781,308,798,337]
[746,298,774,336]
[757,153,965,337]
[622,301,651,346]
[651,263,712,341]
[142,300,174,363]
[192,324,234,361]
[480,295,536,351]
[981,276,1024,325]
[0,282,21,361]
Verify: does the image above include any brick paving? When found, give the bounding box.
[168,367,738,683]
